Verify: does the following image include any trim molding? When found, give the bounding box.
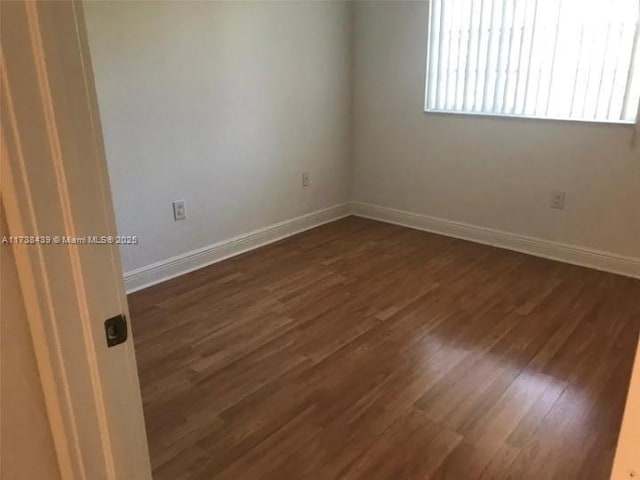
[351,201,640,279]
[125,200,640,293]
[124,203,351,293]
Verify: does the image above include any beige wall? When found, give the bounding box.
[83,1,353,273]
[0,207,60,480]
[352,1,640,259]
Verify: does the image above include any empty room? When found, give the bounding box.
[2,0,640,479]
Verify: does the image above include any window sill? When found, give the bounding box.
[423,108,635,127]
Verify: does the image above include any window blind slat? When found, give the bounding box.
[582,26,601,119]
[594,20,613,119]
[501,0,519,112]
[454,0,466,109]
[426,0,440,109]
[443,0,455,108]
[569,25,586,117]
[492,0,510,112]
[522,0,540,115]
[511,0,531,114]
[462,0,476,110]
[481,0,497,110]
[621,17,640,118]
[436,0,446,109]
[473,0,488,111]
[426,0,640,122]
[544,0,563,116]
[607,22,632,118]
[606,23,626,118]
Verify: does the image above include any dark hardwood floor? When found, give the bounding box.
[128,216,640,479]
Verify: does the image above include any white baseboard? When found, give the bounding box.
[124,203,351,293]
[125,201,639,293]
[351,201,640,279]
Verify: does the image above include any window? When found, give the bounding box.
[425,0,640,123]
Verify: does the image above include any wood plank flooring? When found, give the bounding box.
[128,217,640,479]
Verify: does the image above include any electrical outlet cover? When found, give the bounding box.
[302,172,311,187]
[173,200,186,220]
[550,191,566,210]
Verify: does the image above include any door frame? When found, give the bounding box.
[611,339,640,479]
[1,1,151,478]
[2,1,638,480]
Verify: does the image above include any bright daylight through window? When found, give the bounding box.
[425,0,640,123]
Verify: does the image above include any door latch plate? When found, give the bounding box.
[104,314,128,347]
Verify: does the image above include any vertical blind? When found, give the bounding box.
[425,0,640,123]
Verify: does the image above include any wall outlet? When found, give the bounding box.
[550,190,566,210]
[172,200,187,221]
[302,172,311,187]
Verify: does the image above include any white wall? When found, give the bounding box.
[352,1,640,259]
[84,1,352,273]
